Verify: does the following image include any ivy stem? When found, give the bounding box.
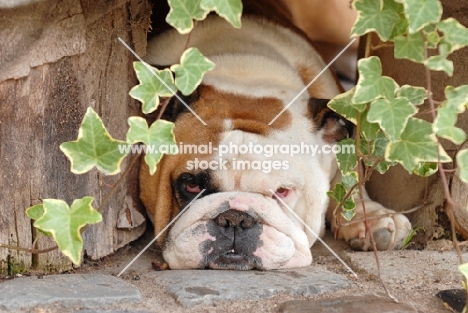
[356,112,398,302]
[96,154,140,213]
[0,243,57,255]
[423,45,467,300]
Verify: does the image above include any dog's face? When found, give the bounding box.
[140,85,352,270]
[140,16,352,270]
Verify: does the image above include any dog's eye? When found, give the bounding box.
[186,183,201,193]
[274,187,290,198]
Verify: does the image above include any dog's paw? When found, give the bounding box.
[334,201,412,251]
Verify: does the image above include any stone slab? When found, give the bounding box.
[279,294,417,313]
[0,274,141,311]
[147,268,351,307]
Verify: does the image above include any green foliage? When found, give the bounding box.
[329,0,468,221]
[60,107,129,175]
[171,47,216,95]
[166,0,242,33]
[27,197,102,265]
[129,63,176,114]
[127,117,178,175]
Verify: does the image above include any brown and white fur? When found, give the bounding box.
[140,9,411,270]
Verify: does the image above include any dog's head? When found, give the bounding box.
[139,16,353,270]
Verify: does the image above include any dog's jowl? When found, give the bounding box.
[139,14,412,270]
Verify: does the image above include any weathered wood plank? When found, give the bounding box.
[0,0,150,273]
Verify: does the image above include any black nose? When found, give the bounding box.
[214,210,256,229]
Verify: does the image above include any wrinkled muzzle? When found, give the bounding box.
[163,192,312,270]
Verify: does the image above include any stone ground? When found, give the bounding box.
[0,230,465,313]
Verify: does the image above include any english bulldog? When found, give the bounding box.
[139,11,412,270]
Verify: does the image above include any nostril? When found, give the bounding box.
[215,215,229,227]
[240,216,255,229]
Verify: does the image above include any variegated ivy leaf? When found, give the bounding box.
[328,88,358,124]
[342,172,358,189]
[351,0,403,41]
[326,183,356,221]
[457,149,468,184]
[367,97,417,141]
[200,0,242,29]
[360,110,381,141]
[31,197,102,265]
[397,85,427,105]
[425,31,441,49]
[335,138,358,175]
[396,0,442,34]
[444,85,468,113]
[328,88,379,140]
[423,55,454,76]
[437,18,468,54]
[129,62,177,114]
[126,117,178,175]
[394,32,425,63]
[459,263,468,285]
[60,107,128,175]
[413,162,438,177]
[26,204,52,237]
[372,131,395,174]
[433,107,467,145]
[386,118,451,172]
[171,48,215,95]
[353,57,399,104]
[166,0,208,34]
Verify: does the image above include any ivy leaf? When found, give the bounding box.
[425,31,441,49]
[32,197,102,265]
[327,183,356,221]
[437,18,468,54]
[129,62,176,114]
[457,149,468,184]
[423,55,454,76]
[373,131,395,174]
[445,85,468,113]
[367,97,417,140]
[342,172,358,189]
[434,107,467,145]
[126,117,178,175]
[397,0,442,34]
[397,85,427,105]
[386,118,451,172]
[394,32,425,62]
[413,162,438,177]
[353,57,399,104]
[60,107,129,175]
[171,48,215,95]
[360,109,381,141]
[26,204,52,237]
[351,0,403,41]
[336,138,358,175]
[200,0,242,28]
[328,88,358,124]
[166,0,208,34]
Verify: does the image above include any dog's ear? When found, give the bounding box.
[308,97,354,143]
[139,156,176,246]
